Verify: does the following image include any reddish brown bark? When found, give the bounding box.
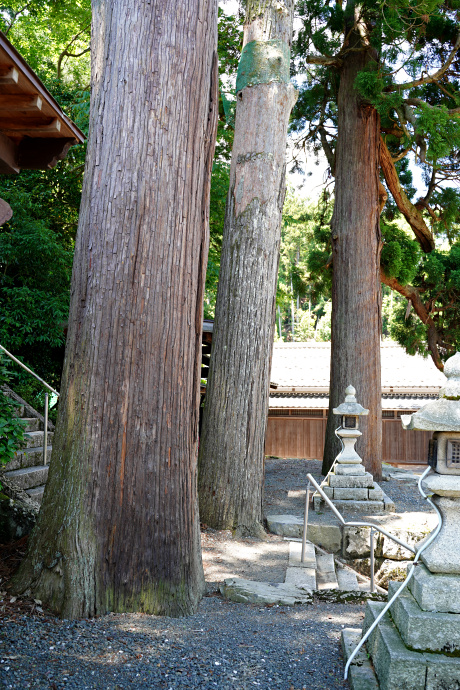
[380,137,435,252]
[13,0,218,618]
[198,0,297,535]
[322,39,382,479]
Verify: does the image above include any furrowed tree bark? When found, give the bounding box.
[13,0,218,618]
[322,20,382,479]
[198,0,297,536]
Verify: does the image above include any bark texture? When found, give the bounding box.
[13,0,218,618]
[198,0,297,536]
[322,29,382,479]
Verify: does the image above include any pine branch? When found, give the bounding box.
[387,33,460,93]
[380,269,444,372]
[379,137,435,252]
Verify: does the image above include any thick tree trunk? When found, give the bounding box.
[322,39,382,479]
[198,0,297,536]
[13,0,218,618]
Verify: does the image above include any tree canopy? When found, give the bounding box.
[289,0,460,368]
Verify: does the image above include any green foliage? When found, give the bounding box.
[0,75,85,396]
[205,162,230,317]
[390,245,460,359]
[0,0,91,84]
[380,222,421,284]
[0,356,26,479]
[415,104,460,164]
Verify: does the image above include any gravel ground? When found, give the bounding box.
[0,457,429,690]
[264,457,432,516]
[0,598,363,689]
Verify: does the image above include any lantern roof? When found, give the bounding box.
[401,352,460,432]
[333,385,369,417]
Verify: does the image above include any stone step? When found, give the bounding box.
[22,417,41,432]
[4,446,52,471]
[336,567,360,591]
[363,599,460,690]
[316,552,338,590]
[284,565,316,591]
[24,430,53,449]
[220,578,313,606]
[3,464,49,490]
[341,628,379,690]
[26,486,45,504]
[388,580,460,653]
[288,540,316,568]
[364,601,428,690]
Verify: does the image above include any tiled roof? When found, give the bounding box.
[270,341,446,392]
[269,393,437,410]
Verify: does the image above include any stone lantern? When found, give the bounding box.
[313,385,390,513]
[401,350,460,574]
[344,352,460,688]
[333,385,368,465]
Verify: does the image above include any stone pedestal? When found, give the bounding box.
[343,473,460,689]
[313,385,393,514]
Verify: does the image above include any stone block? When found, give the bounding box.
[4,465,49,490]
[333,499,385,513]
[336,567,359,591]
[383,494,396,513]
[419,494,460,574]
[288,540,316,568]
[335,464,366,476]
[368,485,384,500]
[341,628,380,690]
[329,473,374,488]
[221,578,313,606]
[425,653,460,690]
[24,431,53,449]
[322,485,334,499]
[333,487,369,500]
[409,563,460,613]
[307,523,342,553]
[363,601,427,690]
[284,566,316,591]
[316,552,338,590]
[266,514,303,538]
[388,580,460,653]
[265,515,342,553]
[376,561,413,588]
[343,526,372,558]
[377,528,423,561]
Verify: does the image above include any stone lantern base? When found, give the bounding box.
[342,475,460,689]
[342,564,460,689]
[313,464,394,514]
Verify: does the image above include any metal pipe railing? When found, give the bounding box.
[343,466,442,679]
[306,473,417,554]
[0,344,59,396]
[0,343,59,466]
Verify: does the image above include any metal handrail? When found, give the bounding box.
[306,473,417,554]
[0,343,60,466]
[0,344,59,396]
[343,467,442,679]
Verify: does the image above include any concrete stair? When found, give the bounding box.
[2,407,53,504]
[287,542,363,593]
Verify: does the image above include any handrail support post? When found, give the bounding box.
[301,482,311,563]
[43,392,48,466]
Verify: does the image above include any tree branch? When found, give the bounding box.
[380,136,435,252]
[387,32,460,93]
[404,98,460,118]
[57,23,91,79]
[305,55,342,67]
[380,268,444,371]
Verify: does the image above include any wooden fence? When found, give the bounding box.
[265,414,431,464]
